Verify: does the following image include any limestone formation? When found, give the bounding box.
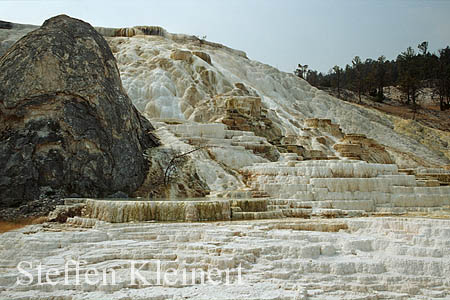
[280,119,394,163]
[47,202,84,223]
[243,158,450,216]
[192,51,212,64]
[188,83,283,150]
[108,32,449,167]
[83,199,231,222]
[304,118,344,138]
[170,49,193,63]
[276,118,343,160]
[2,21,449,167]
[166,122,279,165]
[1,218,450,299]
[0,15,159,207]
[333,133,394,164]
[1,17,450,300]
[51,197,281,223]
[158,119,449,214]
[96,25,168,38]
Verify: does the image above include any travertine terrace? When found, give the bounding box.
[1,218,450,299]
[1,21,450,300]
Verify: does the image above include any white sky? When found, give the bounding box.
[1,0,450,73]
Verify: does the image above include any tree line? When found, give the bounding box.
[295,42,450,111]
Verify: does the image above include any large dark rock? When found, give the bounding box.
[0,15,159,208]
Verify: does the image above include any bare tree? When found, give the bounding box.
[163,146,221,186]
[295,64,308,79]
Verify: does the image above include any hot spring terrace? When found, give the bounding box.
[55,123,450,225]
[64,198,281,224]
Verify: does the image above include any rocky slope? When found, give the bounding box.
[1,19,449,208]
[2,22,449,169]
[0,17,449,300]
[0,16,159,208]
[103,27,449,168]
[324,86,450,133]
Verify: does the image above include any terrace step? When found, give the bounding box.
[231,210,284,220]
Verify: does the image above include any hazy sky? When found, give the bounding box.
[2,0,450,73]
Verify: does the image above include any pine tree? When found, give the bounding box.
[397,47,421,106]
[436,47,450,110]
[352,56,364,103]
[375,56,386,101]
[332,65,342,98]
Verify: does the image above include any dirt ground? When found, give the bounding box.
[373,103,450,132]
[0,217,47,233]
[324,87,450,132]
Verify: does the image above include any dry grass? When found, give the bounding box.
[0,216,47,233]
[326,87,450,132]
[372,104,450,132]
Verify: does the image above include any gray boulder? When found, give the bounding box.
[0,15,159,207]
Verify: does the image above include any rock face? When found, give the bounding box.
[0,15,159,207]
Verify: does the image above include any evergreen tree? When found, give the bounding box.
[418,41,429,56]
[375,56,386,101]
[352,56,364,103]
[332,65,342,98]
[397,47,421,105]
[296,41,450,111]
[436,47,450,110]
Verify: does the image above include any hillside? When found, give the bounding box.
[1,17,450,300]
[104,27,450,168]
[1,21,449,170]
[324,86,450,132]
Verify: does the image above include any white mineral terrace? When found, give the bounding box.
[83,198,232,223]
[242,158,450,215]
[158,122,450,216]
[0,217,449,299]
[107,33,450,167]
[2,24,450,300]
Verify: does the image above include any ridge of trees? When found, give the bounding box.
[295,42,450,111]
